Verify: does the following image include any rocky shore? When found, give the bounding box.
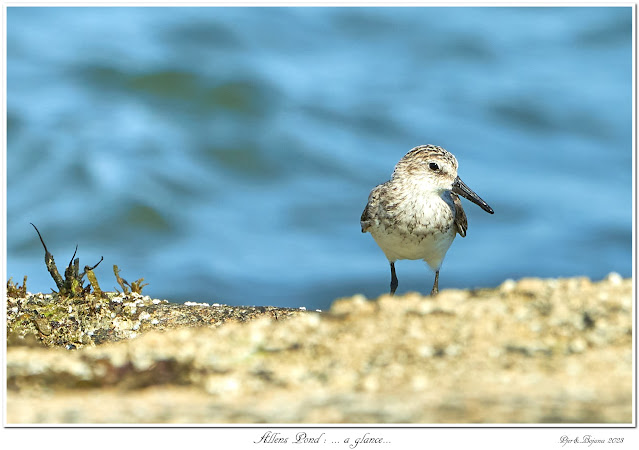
[6,274,632,424]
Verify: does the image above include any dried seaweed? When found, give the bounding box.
[113,265,148,295]
[31,223,103,298]
[7,276,27,298]
[86,268,103,298]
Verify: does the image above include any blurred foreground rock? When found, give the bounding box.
[6,274,632,424]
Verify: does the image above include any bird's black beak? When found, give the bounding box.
[452,176,494,214]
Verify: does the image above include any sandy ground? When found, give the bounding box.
[5,274,633,424]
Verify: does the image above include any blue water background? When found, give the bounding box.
[6,7,633,310]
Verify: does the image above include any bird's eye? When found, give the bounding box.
[428,162,439,171]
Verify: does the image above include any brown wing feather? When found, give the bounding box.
[360,202,372,233]
[361,184,384,233]
[452,193,467,237]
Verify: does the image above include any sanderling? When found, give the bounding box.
[361,144,494,296]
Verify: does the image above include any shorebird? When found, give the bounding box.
[361,144,494,296]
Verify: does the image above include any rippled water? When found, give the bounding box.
[7,7,632,310]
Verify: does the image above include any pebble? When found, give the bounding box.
[500,279,516,292]
[606,272,622,286]
[569,338,587,354]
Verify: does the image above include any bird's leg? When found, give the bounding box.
[430,270,440,296]
[390,261,398,296]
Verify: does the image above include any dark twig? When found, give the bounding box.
[67,245,78,271]
[31,223,65,291]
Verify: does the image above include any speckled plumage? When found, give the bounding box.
[361,145,494,296]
